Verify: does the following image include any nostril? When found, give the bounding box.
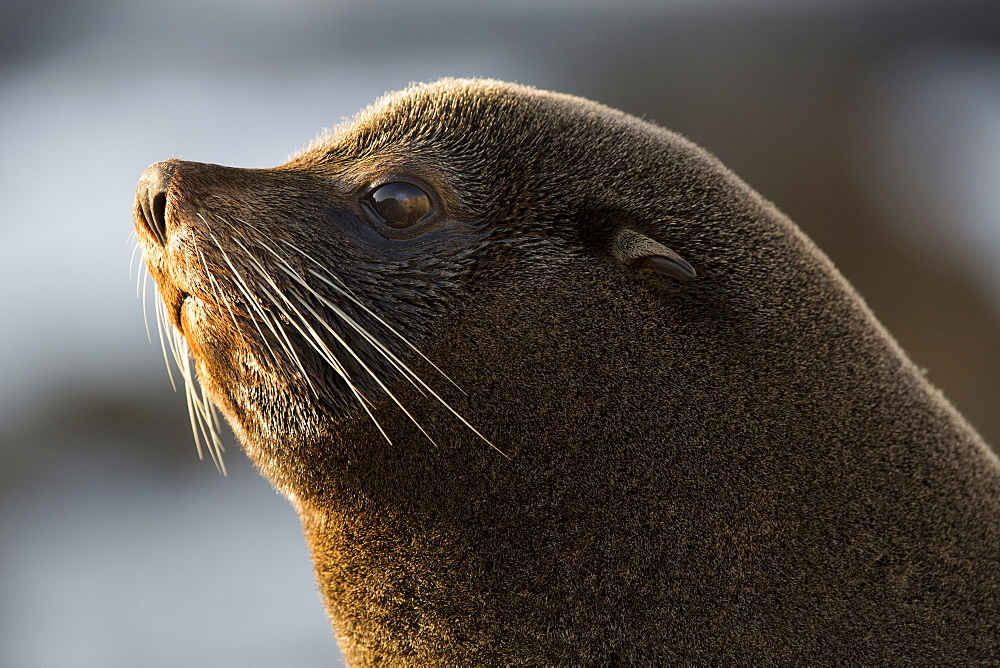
[135,161,177,247]
[137,190,167,246]
[151,191,167,240]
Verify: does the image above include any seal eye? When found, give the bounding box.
[366,182,432,229]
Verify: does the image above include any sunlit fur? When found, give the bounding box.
[135,79,1000,664]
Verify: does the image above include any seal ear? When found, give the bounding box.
[611,228,697,280]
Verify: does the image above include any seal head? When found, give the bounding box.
[134,79,1000,664]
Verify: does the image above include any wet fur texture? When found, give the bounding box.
[135,79,1000,664]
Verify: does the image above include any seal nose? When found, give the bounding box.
[135,161,177,246]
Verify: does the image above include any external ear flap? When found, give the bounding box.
[611,228,697,280]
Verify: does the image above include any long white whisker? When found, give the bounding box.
[166,300,227,475]
[293,271,429,392]
[131,242,142,295]
[141,269,152,344]
[229,239,399,445]
[263,277,397,445]
[164,301,214,469]
[236,227,455,395]
[154,292,178,392]
[272,262,503,454]
[229,234,504,456]
[203,234,288,372]
[195,245,242,333]
[205,226,319,398]
[277,236,463,393]
[239,248,443,446]
[187,238,229,474]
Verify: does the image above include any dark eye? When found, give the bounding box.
[365,182,432,228]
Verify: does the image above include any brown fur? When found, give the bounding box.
[135,79,1000,664]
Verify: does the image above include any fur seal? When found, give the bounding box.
[133,78,1000,664]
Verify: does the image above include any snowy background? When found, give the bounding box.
[2,1,998,666]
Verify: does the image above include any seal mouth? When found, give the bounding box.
[170,286,258,334]
[174,292,190,330]
[162,285,195,333]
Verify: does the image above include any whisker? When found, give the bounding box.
[130,241,142,290]
[236,239,440,446]
[275,235,464,394]
[166,301,221,472]
[204,226,320,399]
[228,238,398,444]
[267,258,502,454]
[229,230,504,457]
[201,234,287,374]
[237,227,447,395]
[195,244,242,333]
[150,211,505,461]
[141,269,153,344]
[271,259,429,399]
[294,271,429,392]
[260,275,397,445]
[168,305,227,475]
[154,290,178,392]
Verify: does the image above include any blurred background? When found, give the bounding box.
[2,1,998,665]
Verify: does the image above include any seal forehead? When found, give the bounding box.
[335,78,683,188]
[301,79,579,167]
